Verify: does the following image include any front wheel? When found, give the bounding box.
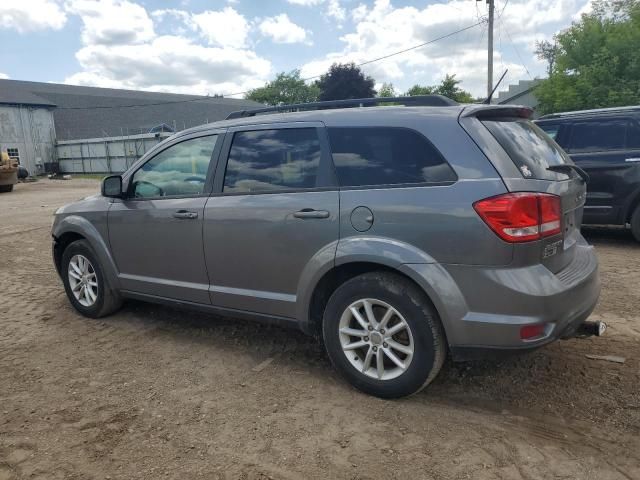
[0,184,14,193]
[631,205,640,243]
[61,240,122,318]
[322,272,446,398]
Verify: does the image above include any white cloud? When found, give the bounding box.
[0,0,67,33]
[191,7,249,48]
[326,0,345,23]
[65,35,271,95]
[300,0,590,96]
[63,3,271,96]
[259,14,310,44]
[65,0,154,45]
[0,73,9,79]
[286,0,324,5]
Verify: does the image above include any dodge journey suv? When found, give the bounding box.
[52,96,601,398]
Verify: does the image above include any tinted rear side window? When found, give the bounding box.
[568,119,627,153]
[224,128,321,193]
[327,127,456,187]
[482,118,572,180]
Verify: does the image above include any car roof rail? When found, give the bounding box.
[225,95,459,119]
[539,105,640,120]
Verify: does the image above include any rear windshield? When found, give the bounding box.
[482,118,573,180]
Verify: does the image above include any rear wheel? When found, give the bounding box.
[0,184,14,193]
[322,272,446,398]
[61,240,122,318]
[631,205,640,243]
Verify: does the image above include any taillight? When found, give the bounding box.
[473,193,562,243]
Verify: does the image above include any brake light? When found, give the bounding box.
[473,193,562,243]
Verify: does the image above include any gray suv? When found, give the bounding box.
[52,96,601,398]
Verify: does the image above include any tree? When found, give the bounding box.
[316,63,376,101]
[245,70,319,105]
[377,83,396,97]
[405,74,474,103]
[405,84,436,96]
[535,0,640,114]
[535,40,560,76]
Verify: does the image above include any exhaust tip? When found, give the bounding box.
[577,320,607,337]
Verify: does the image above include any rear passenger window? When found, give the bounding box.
[224,128,321,193]
[568,119,627,153]
[327,127,456,187]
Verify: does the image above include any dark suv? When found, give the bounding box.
[536,106,640,241]
[52,96,602,398]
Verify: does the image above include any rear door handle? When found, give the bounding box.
[173,210,198,219]
[293,209,330,219]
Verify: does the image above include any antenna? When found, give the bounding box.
[484,69,508,104]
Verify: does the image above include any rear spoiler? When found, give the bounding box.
[460,104,533,119]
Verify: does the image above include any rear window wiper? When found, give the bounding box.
[547,164,590,183]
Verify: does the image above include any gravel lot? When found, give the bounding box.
[1,179,639,480]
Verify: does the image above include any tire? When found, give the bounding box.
[0,184,14,193]
[631,205,640,243]
[61,239,123,318]
[322,272,446,399]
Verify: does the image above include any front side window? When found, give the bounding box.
[223,128,321,193]
[568,119,627,153]
[538,123,560,141]
[131,135,217,198]
[327,127,456,187]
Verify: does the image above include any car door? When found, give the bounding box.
[203,123,339,319]
[563,116,635,224]
[108,132,223,304]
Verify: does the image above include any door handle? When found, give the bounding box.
[625,158,640,163]
[173,210,198,219]
[293,209,330,219]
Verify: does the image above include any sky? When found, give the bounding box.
[0,0,594,98]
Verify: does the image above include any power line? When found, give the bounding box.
[500,18,533,79]
[57,20,486,110]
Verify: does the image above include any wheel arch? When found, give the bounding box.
[52,215,121,290]
[300,259,462,348]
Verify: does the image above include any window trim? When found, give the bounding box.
[566,117,630,154]
[123,132,224,201]
[212,122,338,196]
[325,125,458,189]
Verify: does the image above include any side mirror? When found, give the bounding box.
[102,175,123,198]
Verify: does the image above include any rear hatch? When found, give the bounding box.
[461,106,587,273]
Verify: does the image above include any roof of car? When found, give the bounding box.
[172,102,532,139]
[538,105,640,121]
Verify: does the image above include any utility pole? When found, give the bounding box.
[486,0,494,98]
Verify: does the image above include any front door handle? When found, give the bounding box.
[293,209,330,219]
[173,210,198,219]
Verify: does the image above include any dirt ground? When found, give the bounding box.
[1,179,639,480]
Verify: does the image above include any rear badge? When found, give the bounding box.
[520,165,533,177]
[543,239,563,258]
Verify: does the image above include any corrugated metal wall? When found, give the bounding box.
[56,133,172,174]
[0,105,56,174]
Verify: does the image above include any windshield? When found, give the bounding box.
[482,118,574,180]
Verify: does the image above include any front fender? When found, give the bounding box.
[52,215,121,290]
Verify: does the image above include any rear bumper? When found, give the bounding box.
[412,240,601,358]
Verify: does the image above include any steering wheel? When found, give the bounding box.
[133,180,165,198]
[184,176,206,183]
